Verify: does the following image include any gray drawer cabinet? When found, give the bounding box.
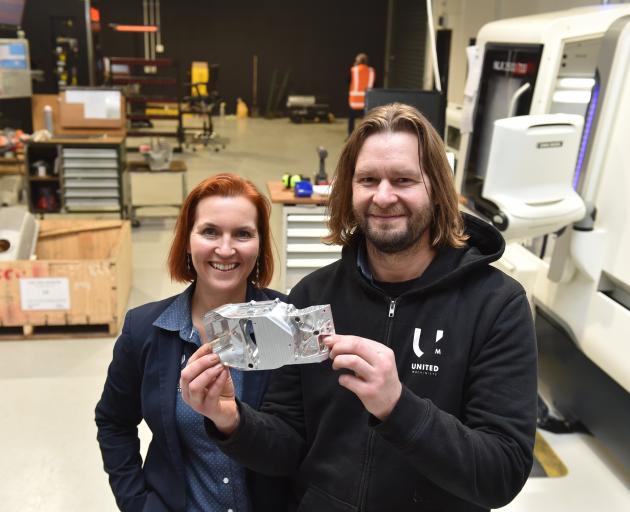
[282,205,342,292]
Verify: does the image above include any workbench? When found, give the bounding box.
[127,159,187,226]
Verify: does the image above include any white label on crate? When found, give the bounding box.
[19,278,71,311]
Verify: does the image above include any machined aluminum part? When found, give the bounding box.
[202,299,334,371]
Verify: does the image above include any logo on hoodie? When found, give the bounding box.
[411,328,442,376]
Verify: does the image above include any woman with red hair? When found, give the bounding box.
[96,173,287,511]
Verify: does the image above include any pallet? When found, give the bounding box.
[0,321,118,340]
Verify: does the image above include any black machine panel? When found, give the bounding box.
[536,305,630,471]
[463,44,543,210]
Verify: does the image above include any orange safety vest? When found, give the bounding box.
[349,64,375,110]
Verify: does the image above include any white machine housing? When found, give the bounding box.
[476,6,630,112]
[481,114,584,240]
[458,7,630,469]
[536,15,630,395]
[462,3,630,395]
[456,4,630,194]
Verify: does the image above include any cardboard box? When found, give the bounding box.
[31,93,127,138]
[0,219,132,337]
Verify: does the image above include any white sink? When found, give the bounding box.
[0,207,39,261]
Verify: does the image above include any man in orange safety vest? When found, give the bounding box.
[348,53,375,137]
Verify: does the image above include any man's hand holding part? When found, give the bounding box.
[325,334,402,421]
[179,343,240,435]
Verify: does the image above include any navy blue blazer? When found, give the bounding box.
[95,285,289,512]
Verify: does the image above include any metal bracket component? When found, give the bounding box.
[202,299,334,371]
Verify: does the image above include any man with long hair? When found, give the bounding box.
[181,103,538,512]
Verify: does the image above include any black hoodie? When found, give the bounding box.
[208,214,538,511]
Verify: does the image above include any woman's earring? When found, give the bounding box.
[187,253,193,274]
[255,258,260,285]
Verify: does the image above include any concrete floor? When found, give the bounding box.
[1,117,629,511]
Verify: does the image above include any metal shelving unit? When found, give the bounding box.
[62,147,121,212]
[26,138,127,218]
[108,57,183,149]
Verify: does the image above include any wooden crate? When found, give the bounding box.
[0,219,132,338]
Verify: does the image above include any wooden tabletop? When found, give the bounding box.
[29,135,126,145]
[266,181,329,205]
[0,154,24,175]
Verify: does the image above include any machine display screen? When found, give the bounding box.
[0,40,27,69]
[366,89,446,138]
[0,38,30,98]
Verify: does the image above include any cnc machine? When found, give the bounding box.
[456,5,630,469]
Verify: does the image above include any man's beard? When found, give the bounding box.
[354,204,433,254]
